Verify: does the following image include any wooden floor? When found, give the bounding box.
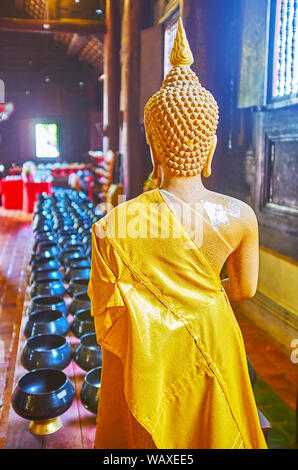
[0,208,296,449]
[235,312,297,412]
[4,297,96,449]
[0,208,96,449]
[0,208,33,448]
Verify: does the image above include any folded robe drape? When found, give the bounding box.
[88,188,267,449]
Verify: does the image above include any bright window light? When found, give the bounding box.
[35,123,60,158]
[164,19,178,77]
[273,0,298,97]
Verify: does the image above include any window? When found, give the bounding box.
[35,122,60,158]
[271,0,298,99]
[238,0,298,257]
[163,16,178,77]
[263,1,298,216]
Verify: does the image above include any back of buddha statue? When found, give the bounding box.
[89,18,266,451]
[144,18,259,302]
[160,187,258,284]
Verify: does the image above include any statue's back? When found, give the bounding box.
[160,188,259,299]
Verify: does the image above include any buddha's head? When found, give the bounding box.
[144,17,219,181]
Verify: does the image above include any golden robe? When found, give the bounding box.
[88,188,267,449]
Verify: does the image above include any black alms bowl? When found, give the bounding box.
[27,295,68,317]
[30,278,66,298]
[24,310,70,338]
[80,367,102,414]
[36,242,61,260]
[63,239,84,249]
[64,256,90,270]
[70,309,95,338]
[67,278,89,297]
[11,368,74,422]
[31,256,61,272]
[21,334,72,371]
[61,244,85,262]
[73,333,102,371]
[58,233,81,246]
[30,268,63,285]
[30,251,54,265]
[62,250,84,268]
[65,266,91,283]
[33,222,54,234]
[33,234,57,253]
[69,292,91,315]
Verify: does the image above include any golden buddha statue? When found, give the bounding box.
[88,18,267,449]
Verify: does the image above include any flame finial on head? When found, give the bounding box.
[170,17,194,68]
[144,16,219,178]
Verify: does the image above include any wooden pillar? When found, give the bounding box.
[181,0,231,191]
[46,0,59,20]
[86,78,102,151]
[103,0,121,154]
[120,0,143,199]
[181,0,213,93]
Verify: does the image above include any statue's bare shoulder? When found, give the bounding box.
[204,189,258,249]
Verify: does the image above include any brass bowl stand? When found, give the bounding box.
[28,417,63,435]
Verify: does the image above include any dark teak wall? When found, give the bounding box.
[0,31,100,167]
[182,0,248,197]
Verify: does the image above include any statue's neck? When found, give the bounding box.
[159,173,208,203]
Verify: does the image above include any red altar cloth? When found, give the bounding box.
[0,178,53,212]
[8,168,22,176]
[22,181,53,213]
[0,178,23,210]
[7,164,90,179]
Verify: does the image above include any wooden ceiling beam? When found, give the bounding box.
[0,17,106,35]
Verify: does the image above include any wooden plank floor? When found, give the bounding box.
[235,312,297,411]
[0,208,33,449]
[0,208,96,449]
[4,300,96,449]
